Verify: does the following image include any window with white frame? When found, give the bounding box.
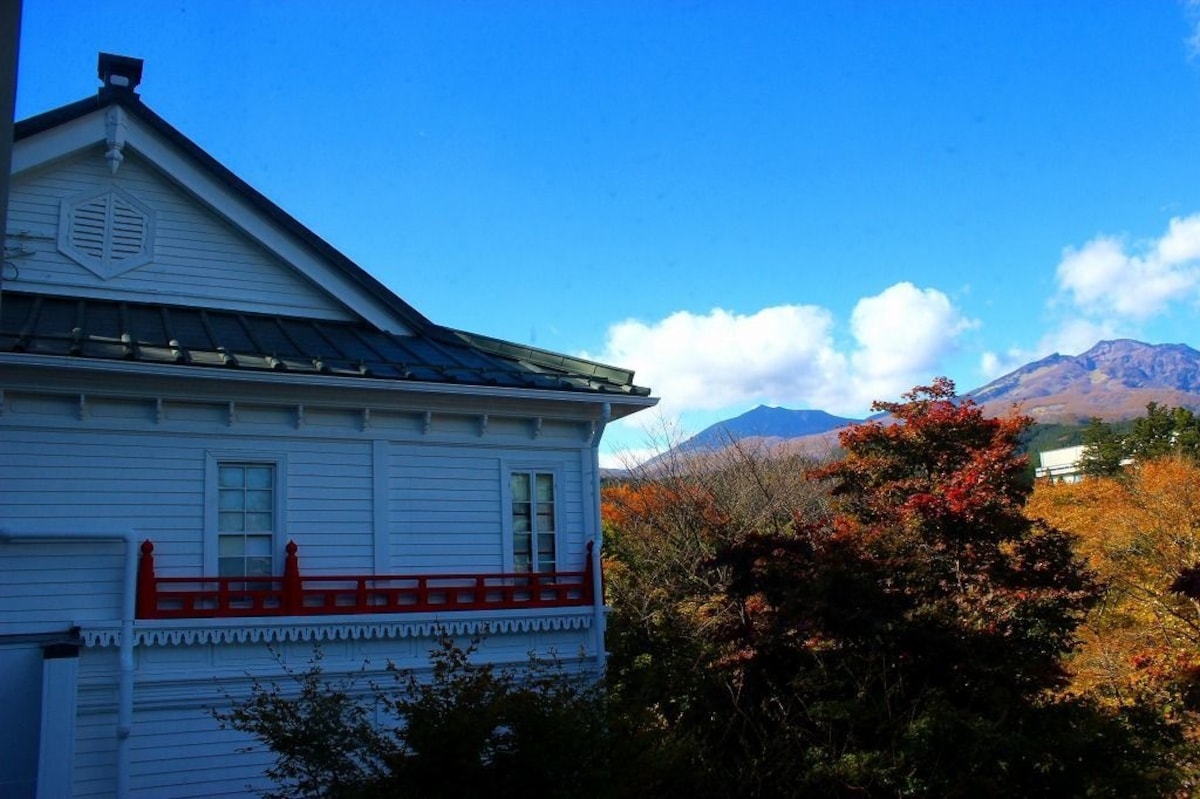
[509,470,557,572]
[216,462,275,578]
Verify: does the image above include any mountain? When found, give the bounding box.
[620,340,1200,473]
[968,339,1200,423]
[678,405,861,452]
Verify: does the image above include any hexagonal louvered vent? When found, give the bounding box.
[57,186,156,279]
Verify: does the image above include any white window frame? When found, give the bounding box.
[501,463,564,574]
[204,451,287,577]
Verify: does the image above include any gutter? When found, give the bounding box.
[590,402,612,673]
[0,525,139,799]
[0,353,658,418]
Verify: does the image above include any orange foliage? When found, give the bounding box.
[1028,458,1200,720]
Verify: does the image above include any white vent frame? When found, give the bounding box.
[57,185,157,279]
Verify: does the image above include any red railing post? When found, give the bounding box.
[283,540,301,614]
[136,539,158,618]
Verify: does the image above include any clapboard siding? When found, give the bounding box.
[388,447,502,571]
[7,150,353,319]
[0,542,124,633]
[126,712,272,798]
[0,426,377,578]
[386,445,590,572]
[73,711,118,799]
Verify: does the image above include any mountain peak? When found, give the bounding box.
[678,405,861,452]
[970,339,1200,422]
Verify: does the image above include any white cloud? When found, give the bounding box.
[590,304,848,415]
[1187,0,1200,59]
[587,282,975,440]
[848,282,977,402]
[1055,214,1200,320]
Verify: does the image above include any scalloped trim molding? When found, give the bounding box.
[80,610,594,648]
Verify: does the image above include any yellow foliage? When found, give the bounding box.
[1028,458,1200,717]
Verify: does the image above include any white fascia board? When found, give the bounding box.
[0,354,659,420]
[11,109,107,175]
[12,110,413,335]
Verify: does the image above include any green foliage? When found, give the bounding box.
[215,648,388,799]
[1079,416,1128,477]
[1129,402,1200,460]
[1079,403,1200,476]
[216,638,671,799]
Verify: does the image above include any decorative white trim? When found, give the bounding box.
[78,609,594,648]
[104,105,128,175]
[56,183,157,279]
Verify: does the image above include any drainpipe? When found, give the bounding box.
[0,525,139,798]
[590,402,611,673]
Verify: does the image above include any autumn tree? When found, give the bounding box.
[1028,457,1200,785]
[707,379,1178,797]
[601,438,831,770]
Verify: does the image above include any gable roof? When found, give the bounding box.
[6,57,653,403]
[15,85,432,333]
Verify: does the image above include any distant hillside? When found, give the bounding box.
[969,339,1200,423]
[617,340,1200,473]
[678,405,861,452]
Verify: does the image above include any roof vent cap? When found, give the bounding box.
[97,53,143,97]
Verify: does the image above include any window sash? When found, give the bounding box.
[216,462,275,578]
[511,471,556,572]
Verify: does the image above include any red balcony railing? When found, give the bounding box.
[136,539,595,620]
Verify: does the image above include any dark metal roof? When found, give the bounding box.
[0,291,651,397]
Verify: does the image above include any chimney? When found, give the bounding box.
[97,53,144,97]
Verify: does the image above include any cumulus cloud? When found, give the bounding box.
[591,303,848,414]
[586,282,975,439]
[848,282,977,403]
[1055,214,1200,320]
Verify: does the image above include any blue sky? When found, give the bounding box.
[14,1,1200,465]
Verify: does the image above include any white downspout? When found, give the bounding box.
[590,402,611,673]
[0,526,139,798]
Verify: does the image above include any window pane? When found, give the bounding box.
[219,536,244,557]
[246,490,272,512]
[246,556,272,577]
[218,511,244,532]
[535,503,554,533]
[245,535,272,557]
[218,466,244,488]
[511,473,530,502]
[512,507,531,533]
[537,534,555,556]
[514,531,531,571]
[218,556,243,577]
[246,512,272,532]
[246,466,273,489]
[218,489,244,511]
[535,473,553,502]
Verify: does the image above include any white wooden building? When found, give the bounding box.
[0,54,655,798]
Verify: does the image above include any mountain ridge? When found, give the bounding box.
[672,340,1200,457]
